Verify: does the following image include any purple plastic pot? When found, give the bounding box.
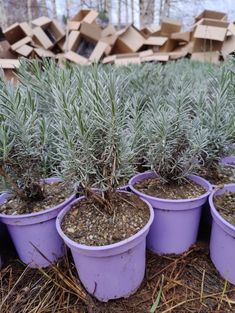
[220,156,235,167]
[0,178,75,268]
[56,192,154,302]
[209,184,235,284]
[129,172,212,255]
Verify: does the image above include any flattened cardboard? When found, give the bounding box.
[191,51,220,64]
[142,53,169,62]
[102,55,116,64]
[139,49,153,57]
[161,18,181,34]
[195,10,227,22]
[64,51,88,65]
[16,44,33,57]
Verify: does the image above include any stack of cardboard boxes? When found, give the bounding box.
[1,8,235,79]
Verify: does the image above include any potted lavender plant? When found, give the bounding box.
[0,85,75,268]
[129,78,212,255]
[54,68,154,302]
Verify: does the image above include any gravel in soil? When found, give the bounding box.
[0,182,73,215]
[200,166,235,185]
[134,177,206,200]
[62,192,150,246]
[214,191,235,226]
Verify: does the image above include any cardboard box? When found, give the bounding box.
[160,18,181,35]
[169,43,192,60]
[32,16,65,47]
[15,44,33,57]
[140,25,161,38]
[144,36,168,46]
[63,26,108,63]
[193,38,222,53]
[159,39,178,52]
[0,59,20,83]
[3,22,32,44]
[101,25,116,37]
[0,40,16,58]
[11,36,31,51]
[191,51,220,64]
[193,19,229,41]
[195,10,227,22]
[111,26,145,54]
[33,27,54,50]
[69,10,98,31]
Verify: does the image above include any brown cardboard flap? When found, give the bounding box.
[101,25,116,37]
[192,38,222,53]
[0,59,20,69]
[0,41,16,58]
[102,55,116,64]
[161,18,181,34]
[191,51,220,64]
[33,27,54,50]
[71,10,98,24]
[222,35,235,57]
[80,22,102,42]
[142,53,169,62]
[16,44,33,57]
[63,31,81,52]
[101,34,117,46]
[34,48,55,58]
[11,36,31,51]
[194,25,227,41]
[20,22,32,37]
[32,16,51,27]
[195,10,227,22]
[64,51,88,64]
[171,31,191,42]
[89,41,108,62]
[68,21,81,31]
[159,39,178,52]
[144,36,168,46]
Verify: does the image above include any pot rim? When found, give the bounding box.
[56,191,154,252]
[129,171,212,203]
[0,177,75,219]
[209,183,235,233]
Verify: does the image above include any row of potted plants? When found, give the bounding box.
[0,59,235,302]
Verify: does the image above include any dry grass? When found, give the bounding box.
[0,243,235,313]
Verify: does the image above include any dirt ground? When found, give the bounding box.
[0,223,235,313]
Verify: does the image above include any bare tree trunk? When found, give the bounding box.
[118,0,121,29]
[0,0,7,29]
[125,0,128,25]
[41,0,48,16]
[131,0,134,23]
[162,0,170,18]
[27,0,32,25]
[140,0,155,27]
[51,0,57,19]
[65,0,70,52]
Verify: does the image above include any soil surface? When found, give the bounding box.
[201,166,235,185]
[214,191,235,226]
[134,177,206,199]
[62,192,150,246]
[0,182,73,215]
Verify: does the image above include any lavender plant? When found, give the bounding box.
[0,84,52,201]
[52,66,136,213]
